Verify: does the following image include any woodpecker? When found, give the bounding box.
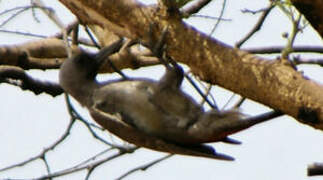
[59,41,275,159]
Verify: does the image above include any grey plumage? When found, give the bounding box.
[59,43,275,159]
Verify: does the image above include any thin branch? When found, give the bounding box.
[33,0,65,29]
[0,29,47,38]
[83,148,116,180]
[116,154,173,180]
[209,0,227,35]
[243,46,323,54]
[190,14,231,21]
[0,5,53,27]
[0,27,94,47]
[241,7,272,14]
[185,71,218,109]
[236,4,274,48]
[293,57,323,66]
[0,117,75,172]
[281,13,302,59]
[234,97,246,108]
[33,151,129,180]
[65,94,120,147]
[40,155,52,179]
[181,0,212,16]
[84,147,138,180]
[198,83,217,108]
[0,65,64,97]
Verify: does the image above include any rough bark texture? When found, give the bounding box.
[291,0,323,38]
[58,0,323,129]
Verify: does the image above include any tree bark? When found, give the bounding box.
[58,0,323,129]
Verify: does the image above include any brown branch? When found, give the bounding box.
[182,0,212,16]
[116,154,173,180]
[236,4,274,48]
[0,38,72,69]
[33,150,130,180]
[293,57,323,66]
[0,65,63,97]
[243,46,323,54]
[291,0,323,39]
[308,163,323,176]
[0,117,75,172]
[58,0,323,129]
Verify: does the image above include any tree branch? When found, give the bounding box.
[58,0,323,129]
[308,163,323,176]
[291,0,323,39]
[236,4,274,48]
[243,46,323,54]
[182,0,212,16]
[0,65,63,97]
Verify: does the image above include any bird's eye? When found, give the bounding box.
[74,53,93,66]
[75,55,86,64]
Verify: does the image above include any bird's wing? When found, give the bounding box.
[89,107,234,161]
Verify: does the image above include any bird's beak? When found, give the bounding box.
[95,39,124,66]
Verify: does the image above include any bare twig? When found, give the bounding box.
[209,0,227,35]
[116,154,173,180]
[182,0,212,16]
[281,13,302,59]
[241,7,272,14]
[84,147,138,180]
[0,25,94,47]
[236,4,274,48]
[33,0,65,29]
[40,155,52,179]
[190,14,231,21]
[0,117,75,172]
[233,97,246,108]
[185,71,218,109]
[65,94,124,148]
[0,5,53,27]
[33,150,130,180]
[243,46,323,54]
[293,57,323,66]
[0,29,47,38]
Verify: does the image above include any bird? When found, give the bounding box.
[59,40,277,159]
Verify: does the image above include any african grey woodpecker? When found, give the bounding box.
[59,41,272,147]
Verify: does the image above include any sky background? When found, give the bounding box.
[0,0,323,179]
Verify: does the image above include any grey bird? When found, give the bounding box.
[59,41,279,160]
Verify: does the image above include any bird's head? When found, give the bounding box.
[59,39,123,86]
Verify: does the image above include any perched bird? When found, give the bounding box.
[59,41,276,159]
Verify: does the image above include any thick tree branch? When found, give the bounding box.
[0,38,159,71]
[0,65,63,96]
[308,163,323,176]
[58,0,323,129]
[0,38,68,69]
